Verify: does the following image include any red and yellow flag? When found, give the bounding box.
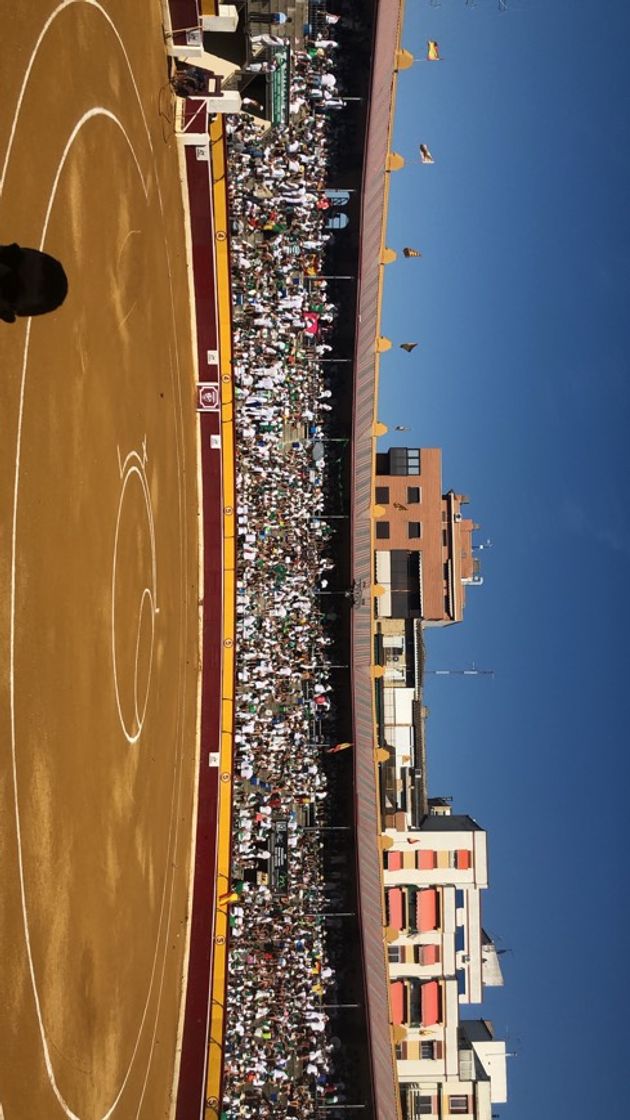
[427,40,440,61]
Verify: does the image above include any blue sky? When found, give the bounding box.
[379,2,630,1115]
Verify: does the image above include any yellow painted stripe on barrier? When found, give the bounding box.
[369,12,408,1117]
[204,115,236,1120]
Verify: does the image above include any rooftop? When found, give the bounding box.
[349,1,410,1117]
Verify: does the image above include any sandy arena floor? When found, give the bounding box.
[0,3,202,1118]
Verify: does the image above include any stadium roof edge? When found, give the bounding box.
[350,2,408,1119]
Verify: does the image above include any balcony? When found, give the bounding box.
[401,1085,436,1120]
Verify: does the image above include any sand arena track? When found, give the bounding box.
[0,3,202,1118]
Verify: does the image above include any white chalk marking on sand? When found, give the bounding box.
[9,110,157,1120]
[5,4,198,1119]
[111,448,158,743]
[1,1,151,199]
[116,227,141,266]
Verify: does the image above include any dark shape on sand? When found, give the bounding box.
[0,243,68,323]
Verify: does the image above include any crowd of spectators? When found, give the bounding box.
[220,16,352,1120]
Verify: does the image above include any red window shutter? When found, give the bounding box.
[391,981,405,1025]
[417,889,438,931]
[418,849,436,870]
[421,943,440,965]
[421,980,441,1025]
[387,888,404,930]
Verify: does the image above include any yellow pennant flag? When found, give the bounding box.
[427,40,440,61]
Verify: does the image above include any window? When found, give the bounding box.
[408,522,422,540]
[448,1096,469,1114]
[418,849,437,870]
[417,887,440,930]
[388,946,402,964]
[376,521,390,540]
[442,529,449,546]
[420,1041,436,1060]
[417,1097,433,1115]
[407,486,421,503]
[375,486,390,504]
[389,447,409,476]
[420,944,440,966]
[388,448,421,476]
[407,449,421,474]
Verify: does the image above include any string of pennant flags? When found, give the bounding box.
[390,42,442,350]
[363,20,511,358]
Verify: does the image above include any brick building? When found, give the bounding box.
[374,448,483,625]
[382,807,507,1120]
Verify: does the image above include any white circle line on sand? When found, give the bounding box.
[5,6,195,1119]
[0,0,151,200]
[111,454,158,744]
[8,110,158,1120]
[133,587,156,731]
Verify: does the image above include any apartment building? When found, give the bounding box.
[381,808,506,1120]
[377,617,427,829]
[399,1019,507,1120]
[374,448,482,625]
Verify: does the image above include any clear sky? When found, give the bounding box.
[378,2,630,1116]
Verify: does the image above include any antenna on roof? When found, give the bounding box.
[425,664,494,678]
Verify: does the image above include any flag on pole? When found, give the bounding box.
[326,741,353,754]
[419,144,434,165]
[403,247,422,258]
[400,342,418,353]
[220,881,244,905]
[427,40,441,61]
